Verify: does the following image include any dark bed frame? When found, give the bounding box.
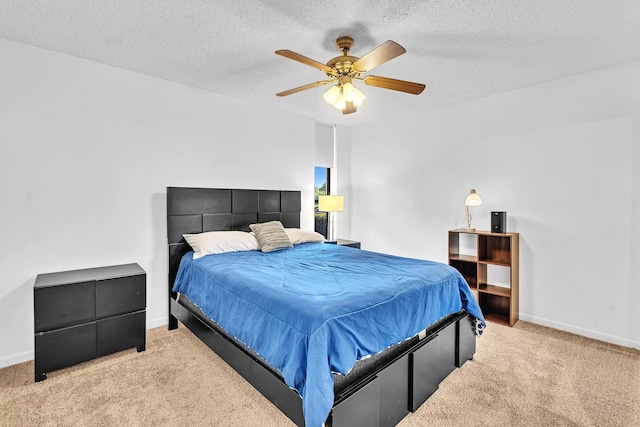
[167,187,477,427]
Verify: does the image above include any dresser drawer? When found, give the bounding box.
[410,334,440,411]
[34,281,96,332]
[35,322,97,375]
[332,374,380,427]
[410,320,457,411]
[96,274,146,317]
[97,311,146,356]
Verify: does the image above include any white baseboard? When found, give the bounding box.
[519,313,640,350]
[1,318,171,369]
[0,350,33,368]
[146,316,168,330]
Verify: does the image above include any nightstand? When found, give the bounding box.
[34,263,146,382]
[326,239,361,249]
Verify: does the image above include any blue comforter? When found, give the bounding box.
[173,242,485,426]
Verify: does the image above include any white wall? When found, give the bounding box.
[351,60,640,349]
[334,125,352,239]
[0,39,316,366]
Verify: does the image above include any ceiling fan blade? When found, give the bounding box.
[275,50,334,73]
[276,80,332,97]
[364,75,426,95]
[342,101,357,115]
[352,41,406,72]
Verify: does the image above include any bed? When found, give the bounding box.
[167,187,485,427]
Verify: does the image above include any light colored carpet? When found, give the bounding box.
[1,321,638,426]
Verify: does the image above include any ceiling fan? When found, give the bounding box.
[275,36,426,114]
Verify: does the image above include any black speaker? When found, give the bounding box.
[491,211,506,233]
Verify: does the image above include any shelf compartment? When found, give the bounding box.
[478,293,511,326]
[477,263,511,288]
[448,231,478,262]
[478,235,511,265]
[449,259,477,288]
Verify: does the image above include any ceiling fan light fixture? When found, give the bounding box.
[343,82,356,101]
[324,82,366,111]
[351,86,366,107]
[323,85,341,105]
[334,92,347,110]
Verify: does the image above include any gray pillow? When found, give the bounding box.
[249,221,293,253]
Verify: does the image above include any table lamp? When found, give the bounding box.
[318,195,344,241]
[463,189,482,231]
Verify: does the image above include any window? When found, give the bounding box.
[314,166,330,238]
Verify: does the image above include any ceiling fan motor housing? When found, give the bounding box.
[336,36,354,51]
[327,37,360,77]
[326,56,360,77]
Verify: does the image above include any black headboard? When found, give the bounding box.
[167,187,301,295]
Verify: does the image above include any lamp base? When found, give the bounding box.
[460,227,476,232]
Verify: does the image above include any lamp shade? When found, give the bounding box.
[323,85,341,105]
[318,195,344,212]
[465,189,482,207]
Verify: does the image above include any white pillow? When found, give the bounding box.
[285,228,325,245]
[182,231,259,259]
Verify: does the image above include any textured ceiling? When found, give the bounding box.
[2,1,640,127]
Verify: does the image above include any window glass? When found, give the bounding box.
[314,166,330,237]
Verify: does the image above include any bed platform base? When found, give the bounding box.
[170,296,476,427]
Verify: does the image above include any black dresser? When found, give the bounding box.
[34,263,146,382]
